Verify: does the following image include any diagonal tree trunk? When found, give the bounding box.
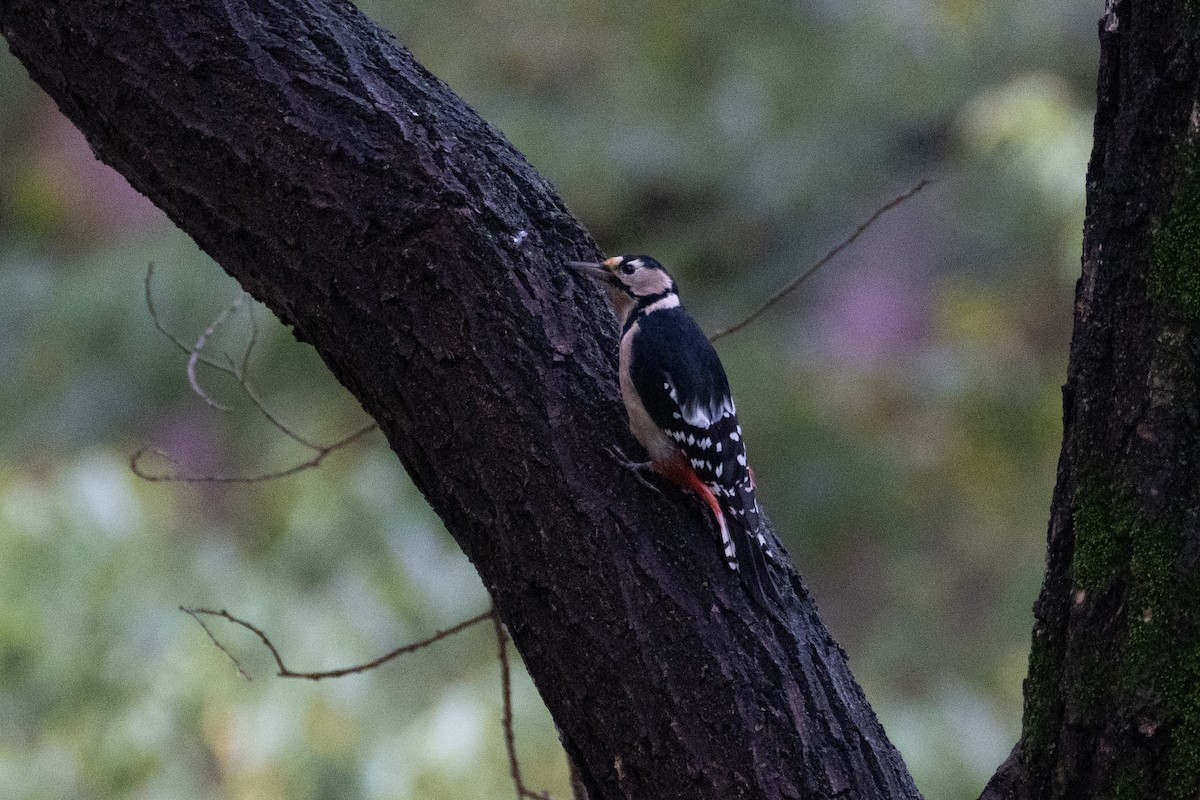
[0,1,922,798]
[983,2,1200,798]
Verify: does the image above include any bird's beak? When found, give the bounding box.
[566,260,613,282]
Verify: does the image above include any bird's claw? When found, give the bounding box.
[604,446,662,495]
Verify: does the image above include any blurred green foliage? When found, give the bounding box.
[0,1,1095,798]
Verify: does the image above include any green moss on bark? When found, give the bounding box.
[1143,535,1200,796]
[1150,150,1200,321]
[1071,479,1133,590]
[1121,510,1200,798]
[1021,622,1061,773]
[1056,474,1200,798]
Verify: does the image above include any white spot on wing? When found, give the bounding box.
[692,399,731,428]
[681,402,711,428]
[720,517,737,566]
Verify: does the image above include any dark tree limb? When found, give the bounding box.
[0,2,921,798]
[985,3,1200,799]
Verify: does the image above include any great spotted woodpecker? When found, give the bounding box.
[567,255,780,608]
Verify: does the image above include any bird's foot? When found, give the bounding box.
[604,446,663,495]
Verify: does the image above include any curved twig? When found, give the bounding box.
[709,179,932,343]
[137,263,378,482]
[495,613,555,800]
[181,605,494,681]
[130,422,378,483]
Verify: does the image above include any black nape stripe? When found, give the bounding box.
[622,290,673,334]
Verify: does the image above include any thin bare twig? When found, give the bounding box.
[182,603,566,798]
[130,422,377,483]
[145,263,237,372]
[186,295,247,412]
[708,179,932,343]
[137,263,378,482]
[181,605,494,681]
[240,302,260,378]
[495,613,554,800]
[181,605,254,681]
[235,377,328,451]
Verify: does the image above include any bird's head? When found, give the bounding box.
[567,255,677,318]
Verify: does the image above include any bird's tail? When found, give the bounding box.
[719,484,781,609]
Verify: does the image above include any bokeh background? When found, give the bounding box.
[0,1,1097,798]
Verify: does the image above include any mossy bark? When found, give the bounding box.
[984,3,1200,798]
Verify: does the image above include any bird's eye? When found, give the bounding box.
[620,263,636,276]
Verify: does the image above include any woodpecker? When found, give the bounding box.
[567,255,780,608]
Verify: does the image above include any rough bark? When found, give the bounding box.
[0,2,922,798]
[983,3,1200,798]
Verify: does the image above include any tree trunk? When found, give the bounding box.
[982,3,1200,798]
[0,2,922,798]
